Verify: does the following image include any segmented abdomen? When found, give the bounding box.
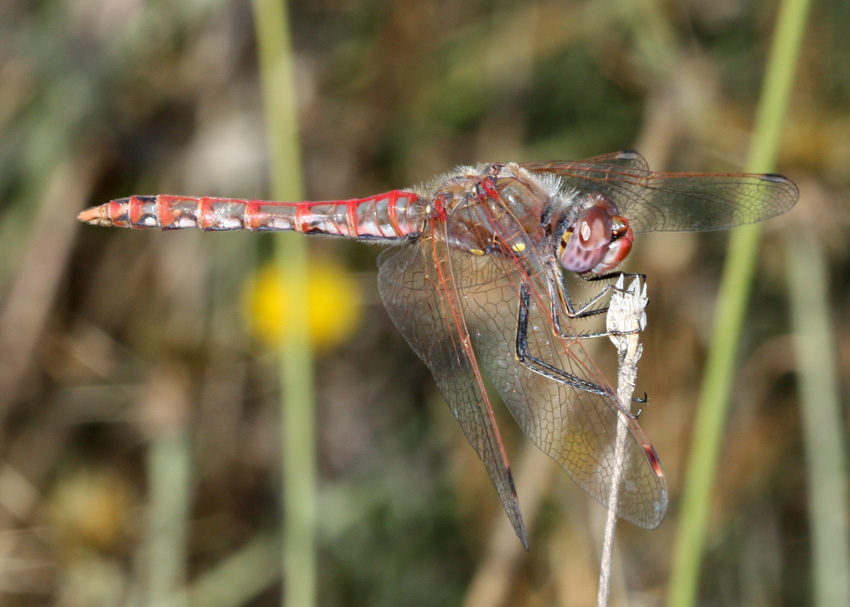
[77,190,424,242]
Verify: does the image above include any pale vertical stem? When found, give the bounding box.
[144,368,192,607]
[598,277,646,607]
[786,233,850,607]
[667,0,812,605]
[147,431,191,607]
[252,2,315,607]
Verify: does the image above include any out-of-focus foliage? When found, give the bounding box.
[0,1,845,606]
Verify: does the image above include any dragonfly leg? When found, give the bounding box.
[587,271,647,337]
[515,285,614,399]
[518,284,651,410]
[547,268,646,341]
[555,270,613,319]
[628,393,647,419]
[586,271,647,299]
[564,271,646,318]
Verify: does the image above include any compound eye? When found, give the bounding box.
[558,206,614,274]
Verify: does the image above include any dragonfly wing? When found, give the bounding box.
[529,149,651,173]
[448,249,668,528]
[523,153,798,233]
[522,150,650,185]
[377,226,529,547]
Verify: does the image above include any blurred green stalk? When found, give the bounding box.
[147,422,191,607]
[667,0,811,605]
[180,533,281,607]
[786,234,850,607]
[252,2,316,607]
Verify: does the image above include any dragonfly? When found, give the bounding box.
[78,150,798,548]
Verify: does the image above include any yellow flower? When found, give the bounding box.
[46,468,136,559]
[244,257,363,351]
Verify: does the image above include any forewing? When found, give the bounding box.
[449,248,668,528]
[523,151,798,233]
[377,226,529,547]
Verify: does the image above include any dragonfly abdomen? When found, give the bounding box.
[77,190,424,241]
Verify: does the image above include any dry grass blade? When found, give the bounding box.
[0,153,101,424]
[598,276,646,607]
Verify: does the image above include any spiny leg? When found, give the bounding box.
[517,283,648,411]
[515,284,613,399]
[547,266,647,340]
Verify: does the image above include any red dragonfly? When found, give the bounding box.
[78,150,798,547]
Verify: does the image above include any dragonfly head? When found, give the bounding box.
[557,192,633,276]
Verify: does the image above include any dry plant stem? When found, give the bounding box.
[464,296,620,607]
[462,445,555,607]
[0,154,99,424]
[598,277,646,607]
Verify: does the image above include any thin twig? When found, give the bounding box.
[0,153,100,424]
[597,276,647,607]
[462,445,555,607]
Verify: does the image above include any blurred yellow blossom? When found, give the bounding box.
[46,467,137,560]
[244,257,363,351]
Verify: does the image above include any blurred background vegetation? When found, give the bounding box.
[0,0,846,605]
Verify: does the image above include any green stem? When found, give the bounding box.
[252,1,315,607]
[786,234,850,607]
[147,425,191,607]
[666,0,811,605]
[180,533,281,607]
[145,369,192,607]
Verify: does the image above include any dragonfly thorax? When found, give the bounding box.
[426,163,559,258]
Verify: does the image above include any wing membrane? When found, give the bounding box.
[447,246,668,528]
[377,223,529,547]
[379,189,667,532]
[524,151,798,233]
